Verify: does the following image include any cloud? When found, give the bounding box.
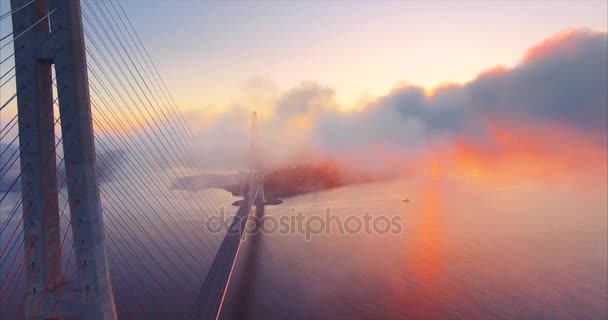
[276,82,335,119]
[468,29,608,141]
[183,29,607,182]
[315,84,470,154]
[316,29,607,153]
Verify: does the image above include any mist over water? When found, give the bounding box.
[1,173,607,319]
[219,179,607,320]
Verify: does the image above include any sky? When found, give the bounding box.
[120,0,608,111]
[111,0,608,183]
[0,0,606,183]
[186,27,607,181]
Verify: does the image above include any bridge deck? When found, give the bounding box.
[187,186,258,320]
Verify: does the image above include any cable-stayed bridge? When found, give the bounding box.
[0,1,268,319]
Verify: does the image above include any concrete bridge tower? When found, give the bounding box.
[11,0,116,318]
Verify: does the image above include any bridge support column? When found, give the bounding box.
[11,0,116,318]
[11,0,62,318]
[49,0,117,319]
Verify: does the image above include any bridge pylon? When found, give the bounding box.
[249,111,266,204]
[11,0,117,319]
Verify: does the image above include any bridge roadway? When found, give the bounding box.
[186,178,261,320]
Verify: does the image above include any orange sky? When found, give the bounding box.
[423,123,607,185]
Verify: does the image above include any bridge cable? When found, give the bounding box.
[113,0,232,204]
[0,0,36,21]
[0,8,57,50]
[93,0,230,201]
[81,6,230,228]
[81,15,224,241]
